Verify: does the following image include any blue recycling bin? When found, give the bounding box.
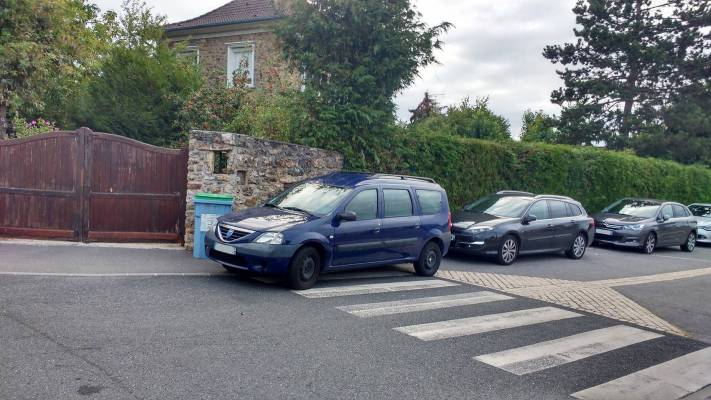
[193,193,234,259]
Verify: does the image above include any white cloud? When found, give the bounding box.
[396,0,578,137]
[92,0,578,138]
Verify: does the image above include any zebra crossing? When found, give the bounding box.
[294,276,711,399]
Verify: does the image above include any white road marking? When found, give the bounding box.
[0,272,218,277]
[474,325,663,375]
[336,291,513,317]
[571,347,711,400]
[293,279,458,298]
[320,270,413,281]
[0,239,184,250]
[394,306,582,341]
[651,254,707,262]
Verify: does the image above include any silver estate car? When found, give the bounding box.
[689,203,711,244]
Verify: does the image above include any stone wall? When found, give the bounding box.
[184,130,343,249]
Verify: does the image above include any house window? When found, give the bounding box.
[226,42,255,88]
[178,46,199,64]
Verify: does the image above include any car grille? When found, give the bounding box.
[216,223,254,243]
[600,222,624,230]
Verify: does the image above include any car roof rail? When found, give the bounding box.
[496,190,534,196]
[371,174,436,184]
[535,194,574,200]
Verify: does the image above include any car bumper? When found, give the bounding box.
[204,230,300,274]
[594,230,644,248]
[450,231,499,255]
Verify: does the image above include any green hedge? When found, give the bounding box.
[366,133,711,212]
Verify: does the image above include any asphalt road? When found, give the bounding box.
[0,241,710,399]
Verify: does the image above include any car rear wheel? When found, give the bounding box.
[681,232,696,253]
[286,246,321,290]
[641,232,657,254]
[414,241,442,277]
[566,233,588,260]
[496,235,519,265]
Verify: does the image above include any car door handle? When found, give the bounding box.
[373,226,381,234]
[547,224,554,228]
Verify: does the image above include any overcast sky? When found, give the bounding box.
[92,0,578,138]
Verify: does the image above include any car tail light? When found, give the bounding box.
[448,212,453,232]
[590,218,595,228]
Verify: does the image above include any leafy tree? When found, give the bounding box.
[68,0,202,146]
[276,0,451,168]
[520,110,560,143]
[411,97,510,141]
[445,97,510,140]
[0,0,104,138]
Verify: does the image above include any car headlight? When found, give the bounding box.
[254,232,284,245]
[701,226,711,231]
[627,224,645,231]
[467,226,494,234]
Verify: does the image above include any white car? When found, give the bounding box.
[689,203,711,244]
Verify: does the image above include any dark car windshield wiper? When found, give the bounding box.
[282,206,314,216]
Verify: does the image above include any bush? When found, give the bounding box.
[360,131,711,212]
[11,116,57,138]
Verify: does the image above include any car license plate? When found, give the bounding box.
[595,228,612,236]
[214,243,237,255]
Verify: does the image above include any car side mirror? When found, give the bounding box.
[523,214,537,224]
[661,214,671,222]
[336,211,357,222]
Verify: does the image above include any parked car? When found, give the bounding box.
[593,198,697,253]
[450,192,594,265]
[688,203,711,244]
[204,172,452,289]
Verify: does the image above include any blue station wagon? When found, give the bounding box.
[204,172,452,289]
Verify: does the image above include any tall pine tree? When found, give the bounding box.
[544,0,684,148]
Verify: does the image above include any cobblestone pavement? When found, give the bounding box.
[437,267,711,336]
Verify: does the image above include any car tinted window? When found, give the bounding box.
[527,201,550,220]
[689,204,711,219]
[672,205,688,218]
[383,189,414,218]
[661,205,673,218]
[416,190,443,215]
[345,189,377,220]
[566,203,583,217]
[549,200,568,219]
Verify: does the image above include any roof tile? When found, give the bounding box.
[166,0,281,31]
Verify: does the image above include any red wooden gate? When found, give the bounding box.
[0,128,188,243]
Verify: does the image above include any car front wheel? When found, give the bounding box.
[287,246,321,290]
[566,233,588,260]
[496,235,519,265]
[681,232,696,253]
[641,232,657,254]
[414,241,442,277]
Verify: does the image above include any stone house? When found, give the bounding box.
[165,0,295,88]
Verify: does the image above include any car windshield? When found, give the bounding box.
[266,182,352,217]
[464,195,532,218]
[602,199,661,218]
[689,204,711,220]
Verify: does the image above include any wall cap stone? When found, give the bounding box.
[190,130,342,159]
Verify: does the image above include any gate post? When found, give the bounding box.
[77,127,93,243]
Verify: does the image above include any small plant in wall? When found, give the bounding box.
[11,116,57,139]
